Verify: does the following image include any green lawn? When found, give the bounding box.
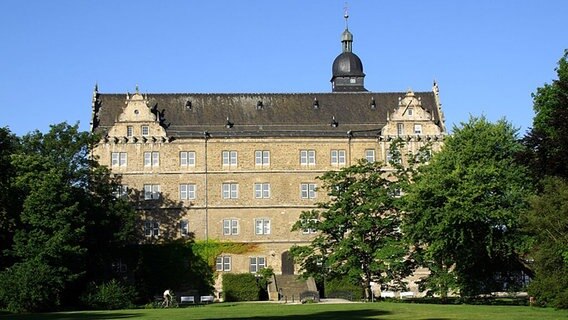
[1,302,567,320]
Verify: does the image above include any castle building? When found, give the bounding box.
[91,17,446,297]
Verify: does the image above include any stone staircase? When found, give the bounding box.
[273,274,318,302]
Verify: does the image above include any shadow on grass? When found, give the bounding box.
[0,311,139,320]
[205,309,390,320]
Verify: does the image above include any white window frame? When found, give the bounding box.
[302,218,318,234]
[301,183,317,199]
[300,150,316,165]
[255,150,270,166]
[180,183,196,200]
[144,220,159,237]
[223,219,239,235]
[414,124,423,135]
[397,123,404,135]
[365,149,375,163]
[113,184,128,199]
[141,125,149,136]
[222,183,239,199]
[144,184,160,200]
[111,152,127,167]
[144,151,159,167]
[331,149,346,165]
[249,257,266,273]
[255,218,271,235]
[180,219,189,237]
[254,183,270,199]
[180,151,196,167]
[216,256,231,271]
[126,126,133,137]
[222,150,238,166]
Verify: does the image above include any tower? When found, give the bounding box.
[331,11,367,92]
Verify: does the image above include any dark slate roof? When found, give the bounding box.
[332,52,365,78]
[93,92,440,138]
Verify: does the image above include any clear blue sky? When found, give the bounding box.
[1,1,566,136]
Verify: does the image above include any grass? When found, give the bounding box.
[1,302,567,320]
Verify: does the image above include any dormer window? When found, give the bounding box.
[141,125,149,136]
[407,108,414,116]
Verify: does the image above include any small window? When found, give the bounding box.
[223,219,239,235]
[180,184,196,200]
[126,126,133,137]
[397,123,404,136]
[300,150,316,165]
[254,183,270,199]
[141,125,150,136]
[331,149,346,165]
[255,150,270,166]
[144,151,159,167]
[222,183,239,199]
[144,184,160,200]
[111,152,127,167]
[180,151,196,166]
[301,183,317,199]
[180,219,189,236]
[255,219,271,235]
[222,151,238,166]
[302,219,318,234]
[216,256,231,271]
[386,150,402,164]
[113,185,128,199]
[144,220,159,237]
[407,108,413,116]
[365,149,375,163]
[414,124,422,135]
[249,257,266,273]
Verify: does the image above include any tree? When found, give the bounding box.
[0,123,136,312]
[0,127,20,269]
[291,156,414,300]
[525,177,568,308]
[523,50,568,180]
[403,117,531,298]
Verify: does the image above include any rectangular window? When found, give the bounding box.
[255,150,270,166]
[216,256,231,271]
[111,152,127,167]
[249,257,266,273]
[180,219,189,237]
[302,219,318,234]
[365,149,375,163]
[144,184,160,200]
[222,150,238,166]
[331,149,346,165]
[141,125,149,136]
[126,126,133,137]
[300,150,316,165]
[301,183,317,199]
[255,219,271,235]
[180,184,196,200]
[144,220,159,237]
[180,151,196,166]
[144,151,159,167]
[223,219,239,235]
[386,150,401,164]
[222,183,239,199]
[407,108,413,116]
[113,185,128,198]
[254,183,270,199]
[414,124,422,135]
[397,123,404,135]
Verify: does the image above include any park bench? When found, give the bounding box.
[180,296,195,304]
[200,295,215,303]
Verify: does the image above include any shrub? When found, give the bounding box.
[222,273,260,302]
[80,279,135,310]
[324,277,364,300]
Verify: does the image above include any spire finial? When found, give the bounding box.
[343,2,349,29]
[135,84,139,93]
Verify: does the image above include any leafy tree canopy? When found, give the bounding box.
[403,116,532,297]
